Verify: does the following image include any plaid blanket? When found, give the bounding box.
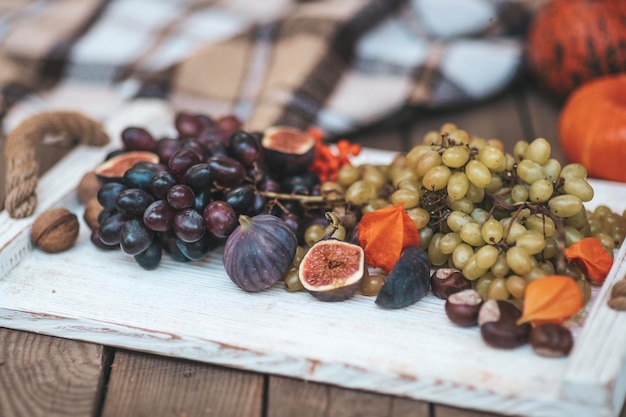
[0,0,537,136]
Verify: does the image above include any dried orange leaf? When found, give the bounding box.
[518,275,583,325]
[564,237,613,285]
[358,203,420,273]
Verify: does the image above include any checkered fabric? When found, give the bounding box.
[0,0,537,136]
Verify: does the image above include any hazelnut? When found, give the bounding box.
[478,300,531,349]
[431,268,471,299]
[445,289,483,327]
[83,197,104,231]
[31,208,80,253]
[77,171,101,204]
[530,324,573,357]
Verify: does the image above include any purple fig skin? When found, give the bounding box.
[223,214,297,292]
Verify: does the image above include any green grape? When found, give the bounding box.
[337,165,361,187]
[564,225,585,246]
[505,275,527,299]
[542,158,561,181]
[465,160,491,188]
[523,265,549,283]
[447,210,474,232]
[442,145,470,168]
[542,236,558,259]
[549,194,583,218]
[506,246,533,275]
[487,277,510,300]
[481,218,504,244]
[525,213,556,237]
[560,163,587,180]
[513,140,529,160]
[476,273,496,299]
[502,220,527,244]
[491,253,509,277]
[504,154,516,171]
[438,232,462,255]
[283,269,304,292]
[511,184,529,203]
[361,167,387,190]
[428,232,449,266]
[406,207,430,229]
[610,225,626,247]
[471,208,489,225]
[397,179,421,194]
[465,182,485,203]
[594,232,615,251]
[524,137,551,164]
[447,129,471,145]
[515,230,546,255]
[462,256,488,280]
[415,150,442,177]
[536,259,555,275]
[304,224,325,247]
[361,198,390,214]
[517,159,545,184]
[390,167,418,187]
[528,179,553,202]
[319,181,345,198]
[447,196,474,214]
[422,165,451,192]
[423,131,442,146]
[478,145,506,171]
[474,245,499,269]
[344,180,377,206]
[447,171,469,200]
[565,208,591,230]
[486,173,504,193]
[419,226,434,250]
[563,177,594,202]
[452,243,474,269]
[459,222,485,246]
[390,189,419,209]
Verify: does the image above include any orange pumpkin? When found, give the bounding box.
[558,74,626,183]
[527,0,626,99]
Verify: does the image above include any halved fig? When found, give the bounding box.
[261,126,315,175]
[95,151,160,182]
[298,239,365,301]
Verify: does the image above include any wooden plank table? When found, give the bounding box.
[0,80,624,417]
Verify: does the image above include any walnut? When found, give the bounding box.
[83,197,103,231]
[31,208,80,253]
[77,171,101,204]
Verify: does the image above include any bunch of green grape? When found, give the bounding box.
[327,123,626,303]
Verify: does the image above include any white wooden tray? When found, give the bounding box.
[1,101,625,417]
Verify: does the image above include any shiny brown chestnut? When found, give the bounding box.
[478,300,531,349]
[530,324,573,357]
[445,289,483,327]
[430,268,472,299]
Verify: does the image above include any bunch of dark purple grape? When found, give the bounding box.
[93,113,319,269]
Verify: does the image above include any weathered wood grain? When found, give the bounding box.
[267,376,430,417]
[436,404,503,417]
[101,350,263,417]
[0,328,104,417]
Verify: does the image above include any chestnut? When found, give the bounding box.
[445,289,483,327]
[478,300,531,349]
[530,324,573,357]
[430,268,471,299]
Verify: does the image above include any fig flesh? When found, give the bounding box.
[298,239,365,302]
[375,246,430,309]
[223,214,298,292]
[261,126,315,175]
[95,151,160,182]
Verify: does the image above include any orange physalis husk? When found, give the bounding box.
[358,203,420,274]
[518,275,583,325]
[563,237,613,285]
[307,127,361,182]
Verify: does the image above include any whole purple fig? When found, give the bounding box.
[223,214,297,292]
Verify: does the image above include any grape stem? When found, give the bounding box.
[260,191,346,207]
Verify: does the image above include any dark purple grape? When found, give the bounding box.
[133,161,167,172]
[206,156,246,188]
[173,208,206,243]
[259,177,280,193]
[90,229,118,250]
[247,193,267,216]
[193,190,212,213]
[184,163,213,192]
[217,115,242,137]
[97,182,128,211]
[175,112,202,137]
[280,172,318,194]
[179,138,206,160]
[282,213,301,236]
[161,231,188,262]
[224,184,255,214]
[203,201,237,239]
[116,188,155,217]
[123,167,158,191]
[175,234,217,261]
[98,212,127,245]
[134,238,162,270]
[120,219,153,256]
[150,171,177,200]
[197,127,229,147]
[168,148,202,179]
[195,114,214,130]
[156,138,181,165]
[228,130,264,167]
[97,208,115,225]
[167,184,195,210]
[203,139,229,158]
[121,127,157,151]
[143,200,175,232]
